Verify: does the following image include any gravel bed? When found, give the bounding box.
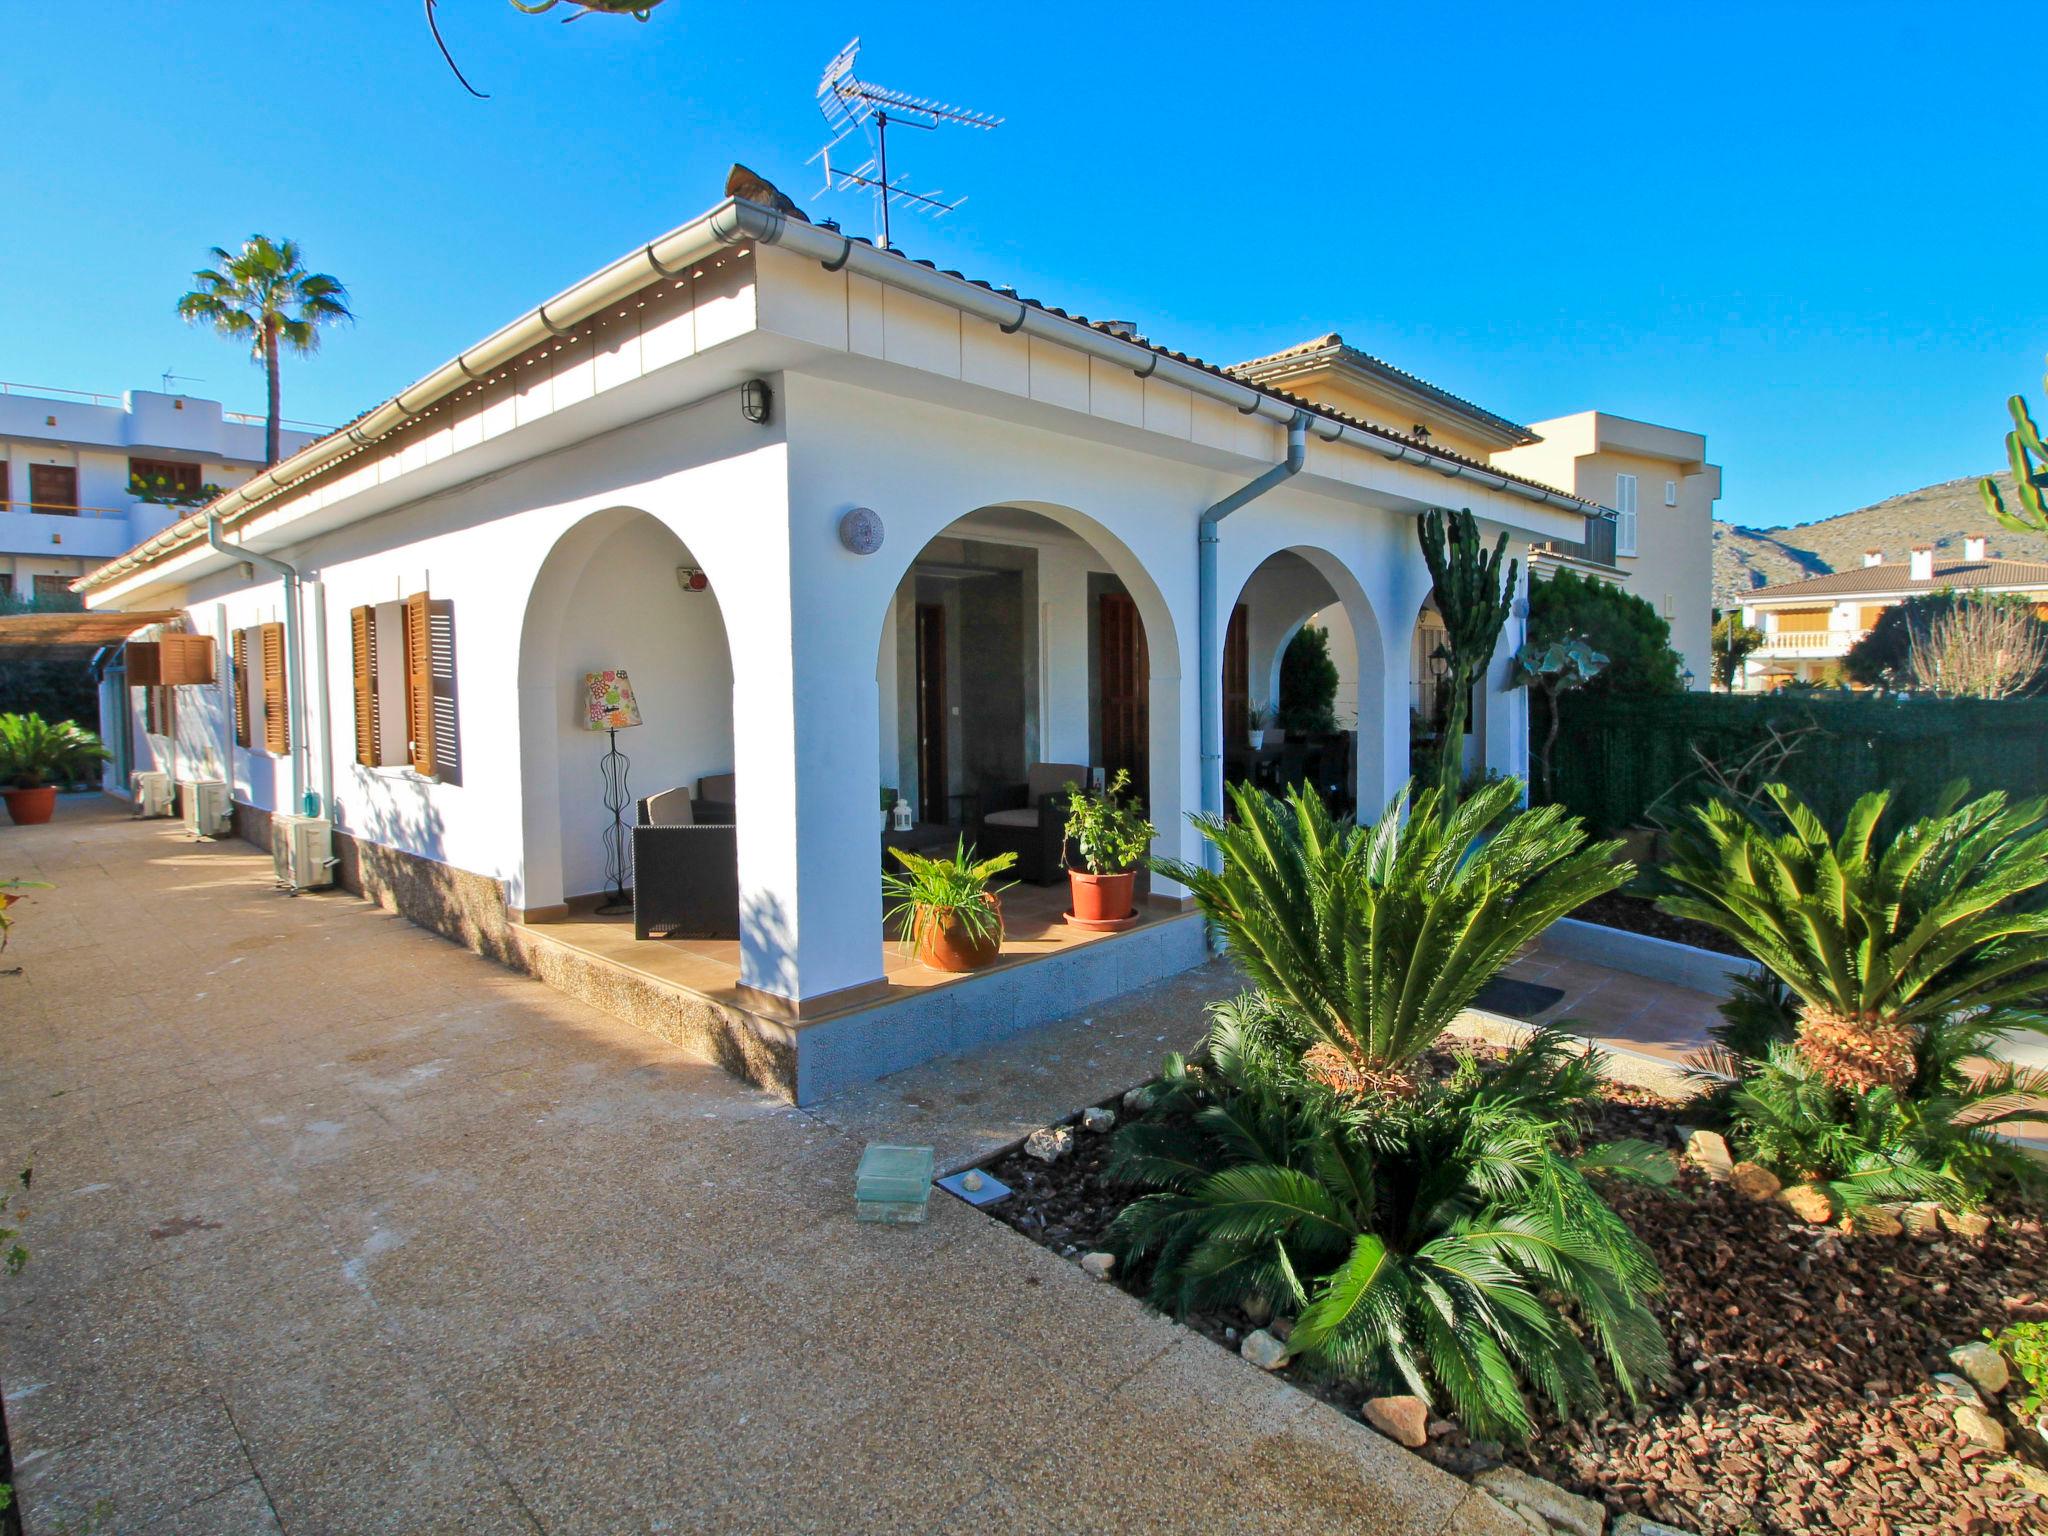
[985,1082,2048,1536]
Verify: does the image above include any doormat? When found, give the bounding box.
[1470,977,1566,1020]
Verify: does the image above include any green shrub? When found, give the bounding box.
[1109,999,1673,1440]
[1528,569,1684,697]
[0,713,108,790]
[1988,1321,2048,1416]
[1154,778,1629,1076]
[1278,625,1340,736]
[1846,591,2048,692]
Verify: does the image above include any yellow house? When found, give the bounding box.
[1737,538,2048,690]
[1491,412,1723,685]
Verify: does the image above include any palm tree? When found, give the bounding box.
[177,236,352,465]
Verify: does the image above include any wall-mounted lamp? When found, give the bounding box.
[740,378,772,425]
[676,566,709,594]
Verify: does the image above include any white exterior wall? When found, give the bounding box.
[87,234,1569,1007]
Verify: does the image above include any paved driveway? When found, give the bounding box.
[0,801,1517,1535]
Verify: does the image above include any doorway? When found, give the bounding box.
[1098,590,1148,801]
[915,602,947,824]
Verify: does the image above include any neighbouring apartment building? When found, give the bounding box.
[0,383,319,598]
[1492,411,1723,685]
[1736,537,2048,689]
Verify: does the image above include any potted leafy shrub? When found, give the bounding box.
[0,714,108,826]
[1061,769,1155,928]
[882,839,1017,972]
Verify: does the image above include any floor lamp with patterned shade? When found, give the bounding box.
[583,670,642,915]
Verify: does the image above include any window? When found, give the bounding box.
[1664,479,1679,507]
[233,623,289,754]
[129,458,204,498]
[33,574,72,602]
[0,574,11,599]
[28,464,78,515]
[1614,473,1639,558]
[349,592,459,780]
[0,462,9,512]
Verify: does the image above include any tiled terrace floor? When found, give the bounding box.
[0,799,1536,1535]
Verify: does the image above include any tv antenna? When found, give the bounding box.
[161,369,205,395]
[810,38,1001,250]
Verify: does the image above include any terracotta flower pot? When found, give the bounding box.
[914,893,1003,972]
[1068,869,1137,926]
[2,786,57,826]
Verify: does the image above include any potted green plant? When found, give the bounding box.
[880,786,898,833]
[1246,700,1271,750]
[1061,768,1156,929]
[882,839,1018,972]
[0,714,108,826]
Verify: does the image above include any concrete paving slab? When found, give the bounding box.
[0,799,1675,1534]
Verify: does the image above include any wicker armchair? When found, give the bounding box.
[631,783,739,940]
[976,761,1085,884]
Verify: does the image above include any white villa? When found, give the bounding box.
[63,179,1613,1102]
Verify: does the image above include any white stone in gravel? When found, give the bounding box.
[1932,1372,1985,1406]
[1240,1329,1290,1370]
[1684,1129,1734,1180]
[1940,1207,1992,1239]
[1242,1293,1272,1325]
[1948,1340,2010,1395]
[1728,1162,1781,1202]
[1079,1250,1115,1281]
[1080,1105,1116,1135]
[1472,1466,1605,1536]
[1953,1403,2008,1452]
[1613,1517,1703,1536]
[1360,1395,1429,1448]
[1121,1086,1152,1114]
[1899,1201,1943,1239]
[1023,1125,1073,1163]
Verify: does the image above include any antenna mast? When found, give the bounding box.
[811,39,1001,250]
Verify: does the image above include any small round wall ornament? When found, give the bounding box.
[838,506,884,555]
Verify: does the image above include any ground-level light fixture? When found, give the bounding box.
[740,378,772,424]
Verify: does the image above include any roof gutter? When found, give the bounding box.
[82,198,1591,598]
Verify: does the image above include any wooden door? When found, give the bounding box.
[1098,591,1149,802]
[28,464,78,514]
[915,603,947,824]
[1222,603,1249,739]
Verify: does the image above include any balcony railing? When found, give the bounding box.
[223,410,332,433]
[0,381,125,408]
[1534,510,1619,569]
[0,501,130,520]
[1759,629,1868,653]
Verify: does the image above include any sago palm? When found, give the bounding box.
[1109,997,1673,1440]
[1658,782,2048,1095]
[177,236,352,465]
[1156,779,1629,1082]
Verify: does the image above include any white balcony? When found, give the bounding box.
[0,502,136,560]
[1756,628,1868,659]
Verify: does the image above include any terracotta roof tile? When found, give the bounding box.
[1749,558,2048,602]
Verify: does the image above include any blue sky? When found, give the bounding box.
[7,1,2037,531]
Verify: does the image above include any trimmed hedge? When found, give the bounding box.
[1541,692,2048,834]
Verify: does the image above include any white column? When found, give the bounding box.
[1038,544,1092,764]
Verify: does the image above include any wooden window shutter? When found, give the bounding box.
[125,640,162,686]
[404,592,435,777]
[158,633,215,685]
[351,606,379,766]
[260,622,289,754]
[232,629,251,748]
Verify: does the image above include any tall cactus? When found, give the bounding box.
[1982,361,2048,533]
[1417,507,1518,799]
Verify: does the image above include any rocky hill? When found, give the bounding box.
[1713,471,2048,608]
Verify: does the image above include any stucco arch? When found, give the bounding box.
[870,497,1188,880]
[1221,544,1393,813]
[514,504,738,912]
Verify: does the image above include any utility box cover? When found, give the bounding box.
[856,1143,934,1208]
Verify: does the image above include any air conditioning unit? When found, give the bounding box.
[179,780,232,839]
[272,815,336,892]
[131,770,174,818]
